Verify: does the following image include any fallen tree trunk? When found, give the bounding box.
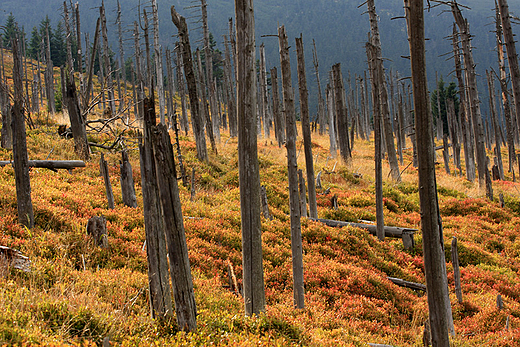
[309,218,416,249]
[0,160,86,170]
[387,276,426,292]
[0,245,30,272]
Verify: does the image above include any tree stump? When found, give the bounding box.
[87,216,108,248]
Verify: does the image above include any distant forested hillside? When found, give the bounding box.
[1,0,519,114]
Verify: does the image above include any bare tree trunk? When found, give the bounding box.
[66,73,90,161]
[171,6,208,162]
[495,3,516,172]
[63,1,74,72]
[326,83,337,158]
[224,35,237,137]
[152,124,197,332]
[44,23,56,115]
[271,67,284,147]
[295,35,318,219]
[0,84,11,149]
[259,43,270,138]
[151,0,165,124]
[11,37,34,229]
[75,3,83,84]
[133,21,144,121]
[405,1,452,344]
[99,153,115,209]
[451,237,462,304]
[367,0,401,182]
[196,49,217,154]
[100,1,116,113]
[175,45,189,134]
[332,64,351,164]
[83,18,100,112]
[452,4,487,187]
[235,0,266,316]
[452,24,475,182]
[116,0,125,114]
[312,40,326,136]
[279,25,305,309]
[366,41,384,241]
[487,70,505,180]
[201,0,220,142]
[497,0,520,142]
[139,96,173,320]
[120,150,137,208]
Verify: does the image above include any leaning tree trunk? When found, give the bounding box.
[279,25,305,310]
[497,0,520,142]
[234,0,266,316]
[295,35,318,219]
[404,1,452,345]
[171,6,208,162]
[11,37,34,229]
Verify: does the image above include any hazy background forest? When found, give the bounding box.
[1,0,519,115]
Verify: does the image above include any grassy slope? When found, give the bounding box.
[1,101,520,344]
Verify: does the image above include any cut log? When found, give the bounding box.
[387,276,426,291]
[0,160,85,170]
[310,218,416,249]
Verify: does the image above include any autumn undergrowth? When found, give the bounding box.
[0,108,520,346]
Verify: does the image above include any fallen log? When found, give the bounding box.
[0,160,86,170]
[387,276,426,291]
[309,218,416,249]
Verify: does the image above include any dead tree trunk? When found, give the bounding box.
[259,43,270,138]
[100,1,116,114]
[326,83,337,158]
[279,25,305,309]
[495,4,516,172]
[295,35,318,219]
[497,0,520,140]
[271,67,284,147]
[235,0,266,316]
[0,91,11,149]
[367,0,401,182]
[152,124,197,332]
[175,45,190,134]
[99,153,115,209]
[367,41,384,241]
[66,73,90,161]
[452,4,487,188]
[150,0,165,124]
[83,18,100,112]
[451,236,462,304]
[224,35,237,137]
[116,0,125,113]
[171,6,208,163]
[139,97,173,320]
[120,150,137,208]
[63,1,74,72]
[11,37,34,229]
[452,24,476,182]
[44,22,56,115]
[312,40,326,136]
[405,1,453,344]
[487,70,504,180]
[196,49,217,154]
[332,64,352,164]
[201,0,220,142]
[133,21,144,121]
[87,216,108,248]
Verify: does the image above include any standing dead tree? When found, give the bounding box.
[152,124,197,332]
[452,3,489,188]
[366,0,401,182]
[171,6,208,163]
[11,37,34,229]
[66,72,90,161]
[235,0,266,316]
[279,25,305,310]
[151,0,165,124]
[497,0,520,140]
[404,0,453,344]
[295,35,318,219]
[139,97,173,320]
[332,64,351,164]
[100,1,116,114]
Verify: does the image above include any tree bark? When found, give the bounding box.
[279,25,305,309]
[171,6,208,162]
[66,73,90,161]
[487,70,504,180]
[332,64,351,164]
[235,0,266,316]
[120,150,137,208]
[139,97,173,320]
[152,124,197,332]
[99,153,115,209]
[271,67,284,147]
[100,1,116,113]
[405,1,453,344]
[295,35,318,219]
[196,49,217,154]
[11,37,34,229]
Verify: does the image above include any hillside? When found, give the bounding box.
[1,98,520,345]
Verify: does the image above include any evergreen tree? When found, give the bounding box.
[51,21,66,67]
[28,26,41,59]
[3,13,20,48]
[431,78,459,134]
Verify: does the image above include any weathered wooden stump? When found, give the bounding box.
[87,216,108,248]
